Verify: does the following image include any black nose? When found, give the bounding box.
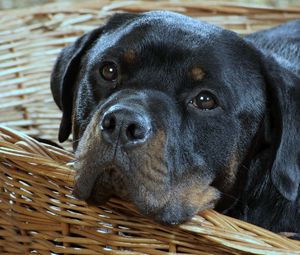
[100,106,151,146]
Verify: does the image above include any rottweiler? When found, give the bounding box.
[51,11,300,233]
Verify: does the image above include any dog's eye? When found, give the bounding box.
[191,91,217,110]
[100,62,118,81]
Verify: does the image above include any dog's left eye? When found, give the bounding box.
[190,91,218,110]
[100,62,118,81]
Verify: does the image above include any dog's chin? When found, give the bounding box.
[81,185,218,226]
[150,201,216,225]
[134,186,220,225]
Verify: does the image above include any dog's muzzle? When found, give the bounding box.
[71,90,219,225]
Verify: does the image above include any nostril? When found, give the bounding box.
[101,114,116,132]
[101,108,152,146]
[126,123,146,141]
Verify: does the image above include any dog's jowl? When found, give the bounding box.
[51,11,300,232]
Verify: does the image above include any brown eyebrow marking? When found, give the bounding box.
[122,49,136,64]
[191,67,205,81]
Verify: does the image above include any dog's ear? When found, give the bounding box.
[262,56,300,201]
[50,27,103,143]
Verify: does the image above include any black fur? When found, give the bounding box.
[51,11,300,233]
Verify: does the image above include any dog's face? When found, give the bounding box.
[51,11,300,225]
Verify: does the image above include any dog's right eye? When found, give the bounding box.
[100,62,118,82]
[190,91,218,110]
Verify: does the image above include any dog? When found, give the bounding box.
[50,11,300,233]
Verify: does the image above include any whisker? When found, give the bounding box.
[218,191,239,203]
[71,137,82,144]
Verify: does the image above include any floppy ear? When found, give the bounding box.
[262,56,300,201]
[50,27,103,143]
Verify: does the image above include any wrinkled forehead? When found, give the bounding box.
[89,11,224,60]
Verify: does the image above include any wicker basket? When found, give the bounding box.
[1,126,300,254]
[1,1,300,254]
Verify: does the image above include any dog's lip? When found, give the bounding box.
[72,163,127,204]
[72,163,115,201]
[72,172,98,201]
[72,173,111,203]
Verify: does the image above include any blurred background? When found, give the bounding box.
[0,0,300,9]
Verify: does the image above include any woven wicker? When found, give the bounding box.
[0,125,300,254]
[1,0,300,254]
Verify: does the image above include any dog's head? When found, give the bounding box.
[51,11,300,224]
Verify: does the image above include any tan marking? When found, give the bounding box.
[134,130,170,209]
[181,182,220,211]
[222,152,239,192]
[123,49,136,64]
[191,67,205,81]
[75,111,102,159]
